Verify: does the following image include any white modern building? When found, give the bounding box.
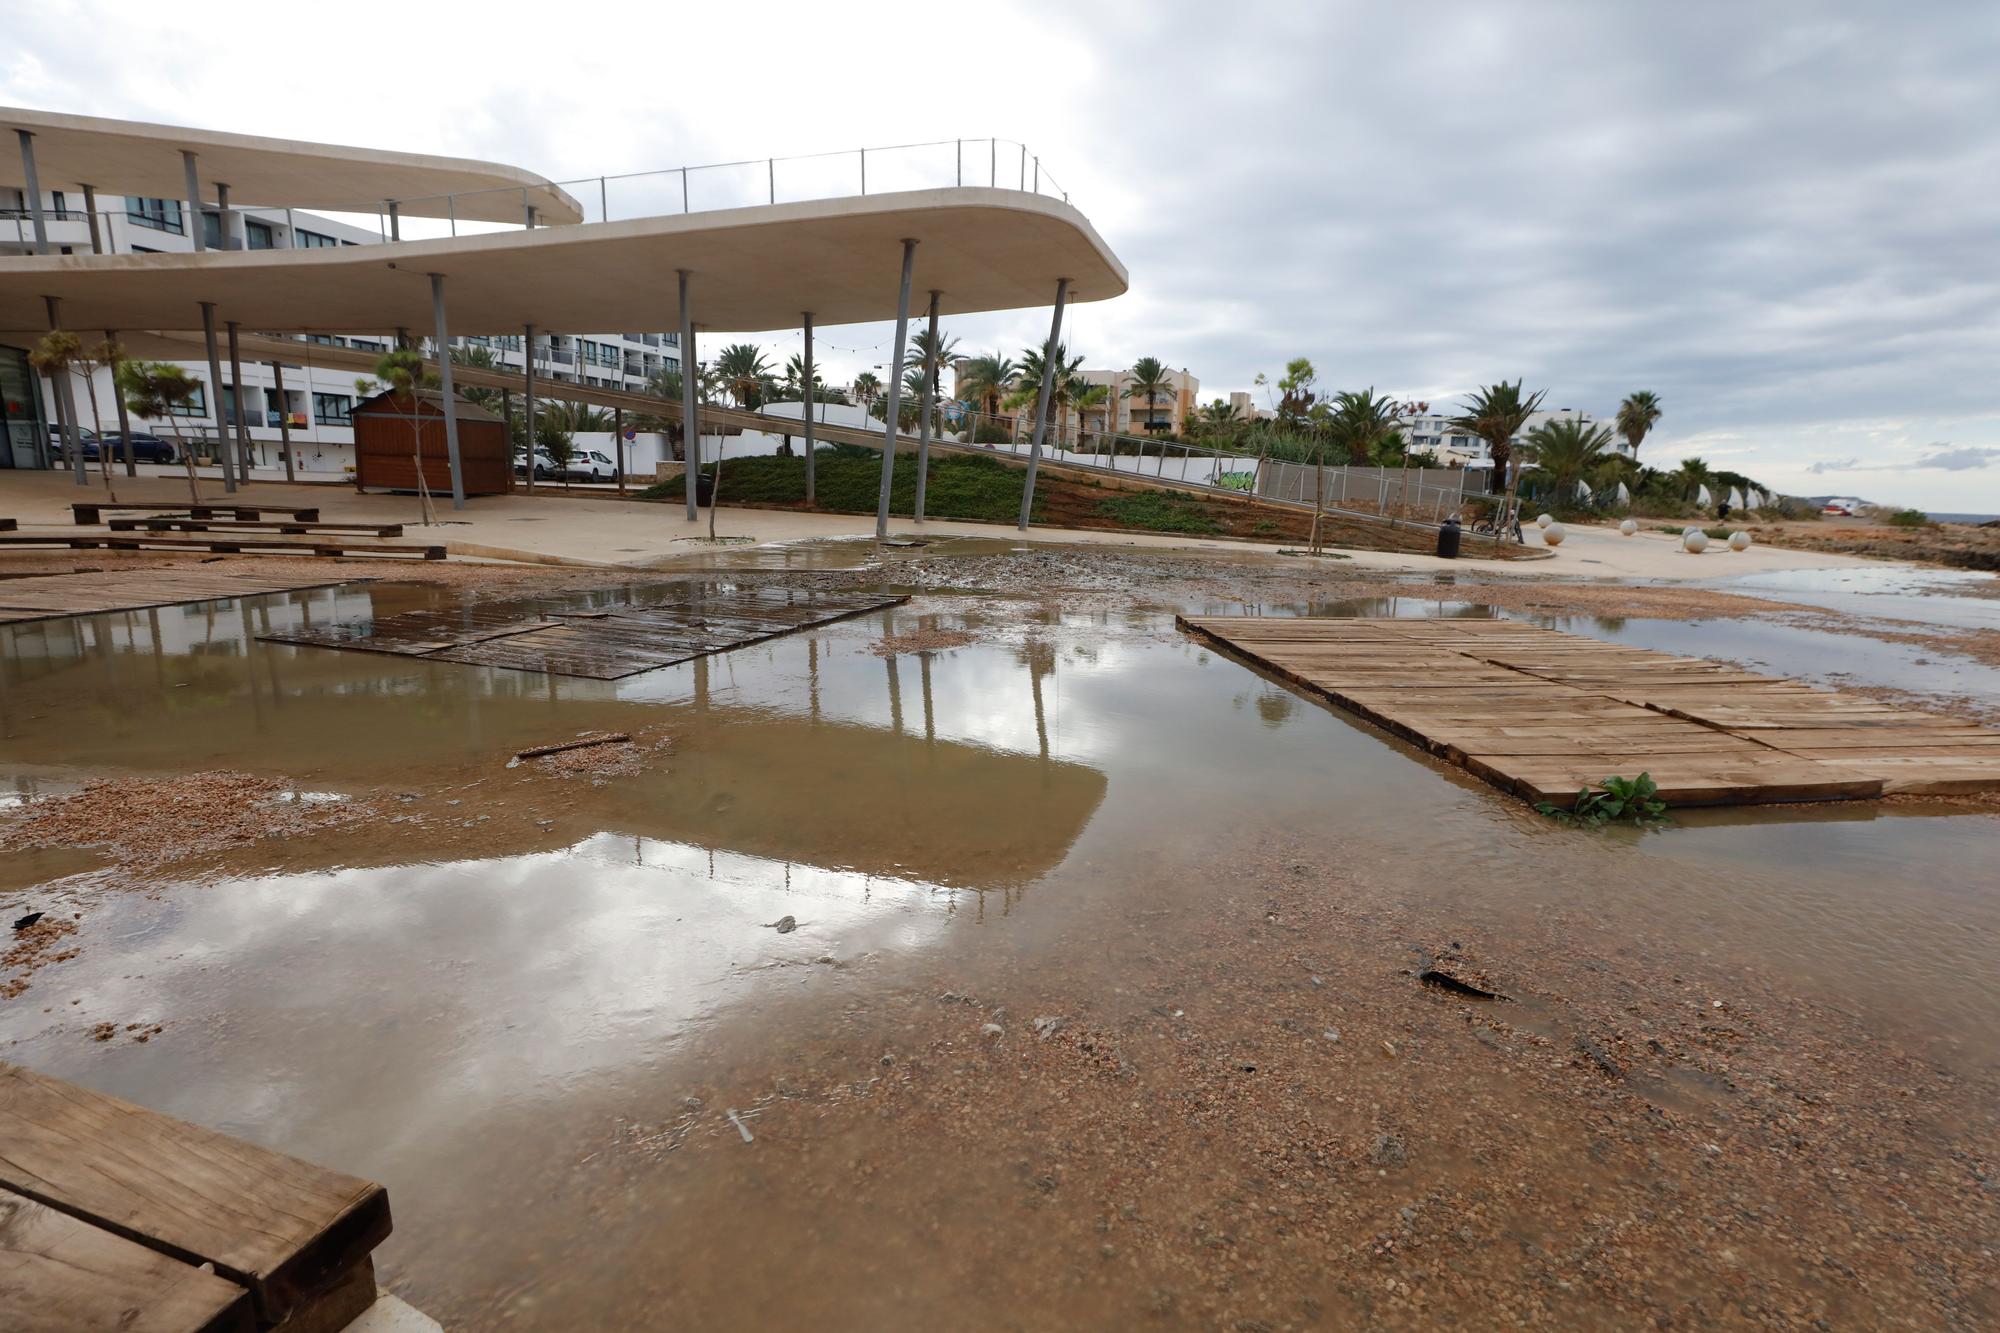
[1397,407,1613,469]
[3,188,679,474]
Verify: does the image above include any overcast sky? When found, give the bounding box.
[7,1,1998,508]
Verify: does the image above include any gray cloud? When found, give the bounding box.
[1911,446,2000,471]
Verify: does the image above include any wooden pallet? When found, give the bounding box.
[72,502,321,525]
[0,1061,390,1331]
[262,585,908,679]
[0,568,362,625]
[2,533,443,560]
[1179,616,2000,805]
[108,518,406,537]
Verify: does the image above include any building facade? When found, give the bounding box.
[2,189,678,473]
[1396,407,1612,469]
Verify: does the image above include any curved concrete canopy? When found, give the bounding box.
[0,188,1126,336]
[1,106,582,224]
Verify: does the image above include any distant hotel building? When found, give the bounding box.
[1397,407,1613,469]
[2,189,676,473]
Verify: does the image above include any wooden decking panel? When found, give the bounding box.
[1179,616,2000,805]
[0,568,361,625]
[0,1063,390,1322]
[263,585,907,679]
[0,1186,255,1333]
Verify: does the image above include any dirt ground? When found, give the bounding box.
[1741,517,2000,571]
[3,546,1997,1329]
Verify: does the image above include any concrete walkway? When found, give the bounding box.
[0,470,1874,581]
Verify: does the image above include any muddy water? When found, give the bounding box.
[2,576,1998,1327]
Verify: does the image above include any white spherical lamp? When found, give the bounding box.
[1619,518,1638,536]
[1728,530,1752,551]
[1536,513,1554,529]
[1683,529,1710,554]
[1542,522,1567,546]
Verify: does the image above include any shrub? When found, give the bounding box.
[1885,508,1931,528]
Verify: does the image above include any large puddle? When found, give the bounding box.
[3,570,1997,1325]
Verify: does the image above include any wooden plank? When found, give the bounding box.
[0,1062,391,1323]
[110,519,404,537]
[0,534,441,560]
[1178,615,1997,808]
[0,570,362,626]
[0,1186,254,1333]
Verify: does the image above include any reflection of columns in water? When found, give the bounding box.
[693,654,710,712]
[919,650,935,744]
[807,637,820,722]
[885,651,904,736]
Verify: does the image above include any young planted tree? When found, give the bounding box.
[1523,417,1616,505]
[372,347,442,526]
[1615,390,1663,463]
[1449,379,1546,496]
[28,331,100,495]
[117,360,204,501]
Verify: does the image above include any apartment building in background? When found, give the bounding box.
[2,187,677,473]
[1396,407,1611,469]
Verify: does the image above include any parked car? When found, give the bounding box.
[51,428,179,465]
[47,425,97,457]
[515,448,617,482]
[93,431,179,464]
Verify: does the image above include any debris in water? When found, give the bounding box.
[764,915,798,934]
[1415,952,1509,1001]
[12,912,42,931]
[725,1108,755,1143]
[509,732,634,765]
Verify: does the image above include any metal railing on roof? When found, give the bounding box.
[2,139,1076,252]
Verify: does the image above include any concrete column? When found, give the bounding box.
[199,302,236,492]
[913,290,940,523]
[522,324,537,494]
[106,330,136,476]
[44,297,84,484]
[1017,278,1070,531]
[226,321,252,481]
[215,182,233,251]
[874,238,918,540]
[81,184,102,254]
[678,270,698,522]
[15,130,47,254]
[614,407,626,495]
[182,151,205,253]
[387,202,400,241]
[271,359,295,482]
[429,274,466,511]
[801,312,816,507]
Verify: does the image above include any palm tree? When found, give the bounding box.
[1676,456,1714,502]
[372,347,442,525]
[958,353,1018,435]
[116,360,203,501]
[448,343,507,413]
[714,343,774,409]
[634,367,688,459]
[1124,355,1174,435]
[1523,417,1615,503]
[1326,389,1402,466]
[1449,379,1547,494]
[1615,391,1662,462]
[782,353,825,403]
[1196,398,1242,437]
[852,370,883,420]
[1008,342,1087,447]
[1072,382,1110,448]
[908,327,961,435]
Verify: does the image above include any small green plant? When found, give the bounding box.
[1885,508,1930,528]
[1536,773,1670,827]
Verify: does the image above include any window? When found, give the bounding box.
[295,228,339,248]
[245,220,275,250]
[131,245,160,255]
[201,211,223,248]
[313,393,353,426]
[163,383,207,416]
[50,190,67,216]
[127,197,184,234]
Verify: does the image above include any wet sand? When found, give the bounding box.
[1,548,1996,1329]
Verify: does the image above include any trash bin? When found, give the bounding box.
[694,473,716,506]
[1436,517,1462,559]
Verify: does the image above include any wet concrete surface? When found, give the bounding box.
[2,555,1997,1328]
